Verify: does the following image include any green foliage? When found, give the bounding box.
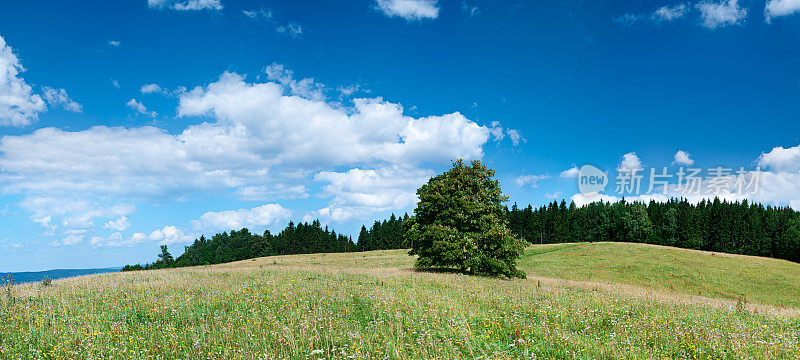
[405,159,526,278]
[356,213,409,251]
[40,277,52,287]
[158,245,173,264]
[619,203,654,243]
[508,197,800,263]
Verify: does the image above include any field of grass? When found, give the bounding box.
[1,246,799,359]
[519,242,800,308]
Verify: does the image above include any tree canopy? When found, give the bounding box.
[405,159,526,278]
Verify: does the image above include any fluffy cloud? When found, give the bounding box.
[1,65,510,245]
[560,166,580,178]
[262,64,323,100]
[486,122,524,146]
[653,4,689,22]
[697,0,748,29]
[313,167,433,222]
[376,0,439,20]
[19,196,135,246]
[148,0,222,11]
[92,225,194,247]
[19,197,134,231]
[617,152,643,171]
[193,204,292,233]
[108,40,120,47]
[758,144,800,172]
[126,98,157,117]
[673,150,694,166]
[178,71,496,167]
[765,0,800,22]
[147,225,194,244]
[103,216,131,231]
[42,87,81,112]
[515,174,549,189]
[0,35,46,126]
[141,83,163,94]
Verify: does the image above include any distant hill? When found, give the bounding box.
[518,242,800,307]
[2,267,120,284]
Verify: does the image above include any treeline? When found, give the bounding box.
[357,213,409,251]
[507,198,800,262]
[123,215,408,271]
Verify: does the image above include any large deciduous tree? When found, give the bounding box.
[405,159,526,278]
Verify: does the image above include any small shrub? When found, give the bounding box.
[41,277,52,287]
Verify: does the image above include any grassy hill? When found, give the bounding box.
[1,245,799,359]
[519,242,800,308]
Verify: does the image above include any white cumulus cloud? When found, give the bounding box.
[0,65,506,245]
[697,0,748,29]
[313,166,432,222]
[193,204,292,233]
[141,83,163,94]
[560,166,580,178]
[617,152,643,171]
[765,0,800,22]
[376,0,439,20]
[758,144,800,173]
[0,35,46,126]
[673,150,694,166]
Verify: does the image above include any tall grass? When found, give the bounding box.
[1,250,798,359]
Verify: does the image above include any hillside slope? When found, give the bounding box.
[519,242,800,308]
[2,248,800,359]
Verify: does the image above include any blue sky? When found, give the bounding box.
[1,0,800,272]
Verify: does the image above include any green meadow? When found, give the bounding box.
[2,243,799,359]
